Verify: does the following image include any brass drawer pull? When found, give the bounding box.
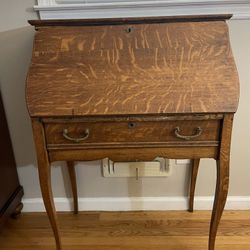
[174,127,202,140]
[63,128,89,143]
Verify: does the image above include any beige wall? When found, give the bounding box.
[0,1,250,200]
[0,0,37,32]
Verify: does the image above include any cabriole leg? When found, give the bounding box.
[208,114,233,250]
[189,159,200,212]
[209,159,229,250]
[67,161,78,214]
[32,119,62,250]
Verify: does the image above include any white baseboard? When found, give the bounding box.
[22,196,250,212]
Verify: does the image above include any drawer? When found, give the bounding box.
[44,119,221,146]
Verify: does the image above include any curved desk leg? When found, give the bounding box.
[189,159,200,212]
[32,119,62,250]
[209,159,229,250]
[67,161,78,214]
[209,114,233,250]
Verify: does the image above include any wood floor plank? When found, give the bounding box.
[0,211,250,250]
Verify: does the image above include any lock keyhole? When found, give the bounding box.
[128,122,136,129]
[126,27,133,33]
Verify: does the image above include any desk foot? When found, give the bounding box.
[11,202,23,219]
[38,162,62,250]
[209,159,229,250]
[188,159,200,212]
[67,161,79,214]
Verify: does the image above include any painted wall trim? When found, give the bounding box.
[22,196,250,212]
[35,0,250,20]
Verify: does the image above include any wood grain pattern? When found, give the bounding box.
[209,114,233,250]
[1,211,250,250]
[26,16,240,250]
[26,19,239,117]
[42,114,224,123]
[31,119,62,250]
[66,161,78,214]
[49,146,218,162]
[44,119,221,146]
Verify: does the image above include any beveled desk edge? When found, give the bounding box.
[28,14,233,27]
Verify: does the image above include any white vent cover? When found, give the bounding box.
[102,157,173,178]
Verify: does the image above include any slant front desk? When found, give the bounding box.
[26,15,239,250]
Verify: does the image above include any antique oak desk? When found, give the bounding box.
[26,15,239,250]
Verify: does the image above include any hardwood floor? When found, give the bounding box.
[0,211,250,250]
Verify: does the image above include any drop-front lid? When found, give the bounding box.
[26,15,239,117]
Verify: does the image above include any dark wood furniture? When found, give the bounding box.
[26,15,239,250]
[0,92,24,228]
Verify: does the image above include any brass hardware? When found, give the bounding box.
[63,128,89,143]
[174,127,202,140]
[128,122,136,129]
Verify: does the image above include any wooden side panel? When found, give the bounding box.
[26,20,239,117]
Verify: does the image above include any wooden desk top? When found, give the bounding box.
[26,15,239,117]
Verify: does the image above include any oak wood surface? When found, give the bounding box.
[1,211,250,250]
[42,114,224,123]
[189,159,201,212]
[48,146,218,162]
[45,119,221,145]
[26,19,239,117]
[209,114,233,250]
[32,119,62,250]
[26,16,239,250]
[66,161,78,214]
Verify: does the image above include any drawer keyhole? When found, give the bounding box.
[128,122,136,129]
[125,27,133,33]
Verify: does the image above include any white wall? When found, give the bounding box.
[0,1,250,210]
[0,0,37,32]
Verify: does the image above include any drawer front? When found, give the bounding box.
[44,120,221,146]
